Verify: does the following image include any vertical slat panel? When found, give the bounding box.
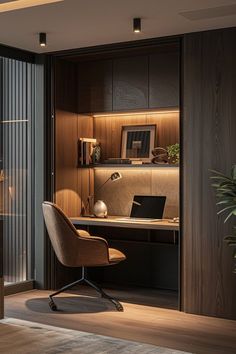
[182,28,236,319]
[1,56,35,284]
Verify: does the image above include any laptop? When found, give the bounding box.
[117,195,166,222]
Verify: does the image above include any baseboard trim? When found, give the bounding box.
[4,280,34,296]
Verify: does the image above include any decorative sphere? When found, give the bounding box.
[93,200,108,218]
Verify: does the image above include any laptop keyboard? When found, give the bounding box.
[116,217,162,222]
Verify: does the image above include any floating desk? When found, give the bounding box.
[71,216,179,291]
[71,216,179,231]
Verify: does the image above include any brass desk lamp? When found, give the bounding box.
[83,171,122,218]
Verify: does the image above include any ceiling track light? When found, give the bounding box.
[39,32,47,47]
[133,18,141,33]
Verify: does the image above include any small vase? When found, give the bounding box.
[92,143,101,164]
[93,200,108,218]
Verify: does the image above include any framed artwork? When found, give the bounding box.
[121,124,156,162]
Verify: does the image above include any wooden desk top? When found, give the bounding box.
[71,216,179,231]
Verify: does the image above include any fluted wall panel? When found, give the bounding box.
[0,57,35,283]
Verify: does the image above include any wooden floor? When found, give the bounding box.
[1,318,185,354]
[4,287,236,354]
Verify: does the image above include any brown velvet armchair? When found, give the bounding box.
[42,201,126,311]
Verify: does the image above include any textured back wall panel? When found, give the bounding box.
[95,168,179,218]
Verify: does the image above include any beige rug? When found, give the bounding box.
[0,318,192,354]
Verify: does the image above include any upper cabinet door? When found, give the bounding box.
[113,56,149,111]
[149,51,179,108]
[78,59,112,113]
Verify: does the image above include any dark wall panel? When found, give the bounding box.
[78,59,112,113]
[149,50,179,108]
[0,58,3,318]
[182,28,236,319]
[113,55,148,111]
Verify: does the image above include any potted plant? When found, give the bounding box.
[166,143,179,164]
[210,164,236,273]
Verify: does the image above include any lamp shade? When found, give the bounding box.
[110,172,122,181]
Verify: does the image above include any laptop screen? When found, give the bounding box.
[130,196,166,219]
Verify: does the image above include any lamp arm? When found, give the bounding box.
[96,176,112,193]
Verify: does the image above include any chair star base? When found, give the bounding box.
[48,266,124,312]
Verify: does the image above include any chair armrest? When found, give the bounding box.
[86,235,108,246]
[76,229,91,238]
[76,234,109,266]
[76,229,108,246]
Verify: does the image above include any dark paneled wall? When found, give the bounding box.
[182,28,236,319]
[55,59,94,218]
[77,44,180,114]
[0,58,3,318]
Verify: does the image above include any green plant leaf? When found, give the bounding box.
[210,170,232,180]
[224,236,236,241]
[224,211,236,223]
[210,176,232,182]
[217,205,236,215]
[217,201,233,206]
[231,165,236,180]
[227,242,236,247]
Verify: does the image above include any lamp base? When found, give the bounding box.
[81,214,96,218]
[93,200,108,218]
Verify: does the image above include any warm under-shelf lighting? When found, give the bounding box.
[93,166,179,171]
[0,0,64,13]
[93,109,179,118]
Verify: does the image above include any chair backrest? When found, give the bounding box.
[42,201,110,268]
[42,201,85,267]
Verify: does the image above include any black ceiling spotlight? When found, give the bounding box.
[133,18,141,33]
[39,32,47,47]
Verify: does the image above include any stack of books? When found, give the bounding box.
[78,138,97,165]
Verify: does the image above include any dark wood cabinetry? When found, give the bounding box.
[50,29,236,321]
[76,46,180,113]
[149,51,179,108]
[78,59,112,113]
[113,56,149,111]
[87,226,178,291]
[183,28,236,319]
[0,219,3,319]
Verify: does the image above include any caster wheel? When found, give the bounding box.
[115,302,124,312]
[49,300,57,311]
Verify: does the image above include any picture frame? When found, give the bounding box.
[121,124,156,162]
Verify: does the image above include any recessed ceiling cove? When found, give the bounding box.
[0,0,63,13]
[0,0,235,53]
[179,4,236,21]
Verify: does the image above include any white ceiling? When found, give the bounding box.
[0,0,235,53]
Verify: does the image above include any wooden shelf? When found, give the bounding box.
[77,164,179,169]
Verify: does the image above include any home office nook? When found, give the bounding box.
[53,40,180,309]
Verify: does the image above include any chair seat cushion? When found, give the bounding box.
[108,248,126,264]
